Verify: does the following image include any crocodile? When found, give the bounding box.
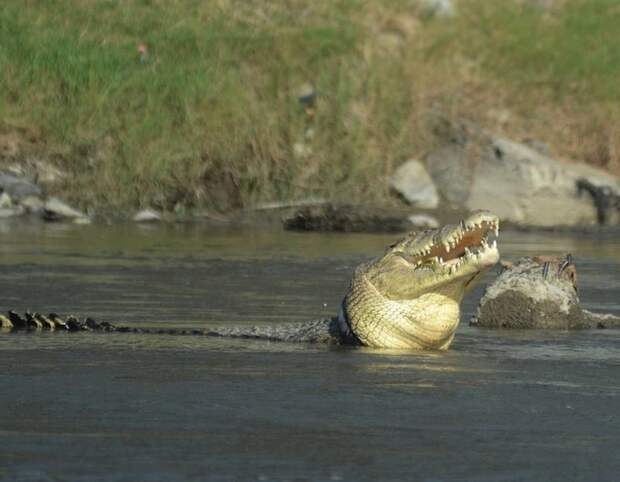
[0,211,501,350]
[470,254,620,329]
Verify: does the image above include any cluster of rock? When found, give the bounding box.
[0,172,91,223]
[391,132,620,228]
[0,171,165,224]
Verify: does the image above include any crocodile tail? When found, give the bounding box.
[0,311,204,335]
[1,311,117,332]
[1,311,345,344]
[203,318,343,344]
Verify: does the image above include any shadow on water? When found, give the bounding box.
[1,219,619,482]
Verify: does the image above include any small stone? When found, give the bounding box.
[0,192,12,208]
[43,197,89,222]
[293,142,312,159]
[133,209,162,222]
[20,195,44,214]
[408,214,440,229]
[0,206,25,218]
[296,83,317,106]
[73,216,92,225]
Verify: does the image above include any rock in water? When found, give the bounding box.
[471,255,620,329]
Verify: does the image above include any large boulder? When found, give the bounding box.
[0,173,41,201]
[425,143,475,206]
[465,137,619,226]
[391,159,439,209]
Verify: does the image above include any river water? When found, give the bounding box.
[0,219,619,482]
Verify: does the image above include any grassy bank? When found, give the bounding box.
[1,0,619,214]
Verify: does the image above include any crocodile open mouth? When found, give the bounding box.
[409,213,500,274]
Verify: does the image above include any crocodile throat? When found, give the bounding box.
[342,210,500,349]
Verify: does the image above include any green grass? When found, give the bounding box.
[0,0,619,214]
[433,0,620,102]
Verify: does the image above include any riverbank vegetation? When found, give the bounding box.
[1,0,618,214]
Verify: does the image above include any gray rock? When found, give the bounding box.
[408,213,440,229]
[576,178,620,225]
[0,192,12,209]
[522,138,552,157]
[19,195,44,214]
[133,209,162,222]
[466,137,620,226]
[0,173,41,201]
[391,159,439,209]
[425,143,475,205]
[0,206,24,218]
[296,83,317,106]
[43,197,89,222]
